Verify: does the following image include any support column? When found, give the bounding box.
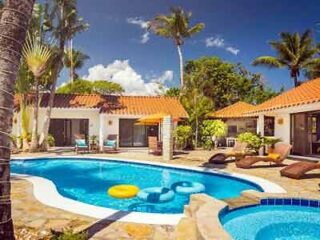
[162,116,173,161]
[99,114,105,151]
[257,114,265,137]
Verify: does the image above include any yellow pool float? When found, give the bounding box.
[108,184,140,199]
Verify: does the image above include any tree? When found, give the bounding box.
[252,30,319,87]
[56,79,124,95]
[64,49,89,81]
[184,57,280,109]
[181,75,213,147]
[23,34,52,151]
[149,7,204,87]
[39,0,89,150]
[164,87,180,97]
[201,120,227,149]
[0,0,35,238]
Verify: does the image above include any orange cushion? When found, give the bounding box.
[268,153,280,160]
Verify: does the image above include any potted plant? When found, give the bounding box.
[263,137,281,153]
[90,135,98,151]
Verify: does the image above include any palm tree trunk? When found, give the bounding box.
[195,116,198,148]
[176,44,184,87]
[0,0,34,239]
[293,74,299,87]
[39,46,64,151]
[30,77,39,152]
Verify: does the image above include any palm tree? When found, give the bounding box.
[149,7,204,87]
[64,48,89,81]
[0,0,35,238]
[252,30,319,87]
[23,34,52,152]
[38,0,88,150]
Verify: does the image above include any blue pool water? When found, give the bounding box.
[11,158,262,214]
[221,205,320,240]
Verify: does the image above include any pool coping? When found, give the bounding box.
[10,155,286,225]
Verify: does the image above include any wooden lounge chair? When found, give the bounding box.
[148,136,162,155]
[280,161,320,179]
[103,134,118,153]
[236,142,292,169]
[208,142,249,164]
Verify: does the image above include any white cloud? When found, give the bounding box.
[226,46,240,55]
[205,37,225,47]
[83,60,171,95]
[206,36,240,55]
[127,17,150,44]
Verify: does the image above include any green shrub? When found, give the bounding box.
[263,136,281,148]
[237,132,262,153]
[48,134,55,147]
[201,120,227,150]
[173,125,193,150]
[90,135,98,145]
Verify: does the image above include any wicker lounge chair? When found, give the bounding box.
[236,142,292,169]
[148,136,162,155]
[103,134,118,153]
[208,142,249,164]
[280,161,320,179]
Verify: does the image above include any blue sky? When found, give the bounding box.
[58,0,320,94]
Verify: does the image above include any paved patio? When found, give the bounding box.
[11,149,320,239]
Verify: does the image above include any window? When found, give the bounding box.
[264,117,275,136]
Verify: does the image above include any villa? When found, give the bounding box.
[13,93,188,150]
[212,78,320,159]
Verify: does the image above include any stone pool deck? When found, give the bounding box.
[11,149,320,239]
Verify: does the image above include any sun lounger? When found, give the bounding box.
[280,161,320,179]
[208,142,249,164]
[236,142,292,169]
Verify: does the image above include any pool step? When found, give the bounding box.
[223,195,260,210]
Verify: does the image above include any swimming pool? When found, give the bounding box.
[221,204,320,240]
[11,157,284,224]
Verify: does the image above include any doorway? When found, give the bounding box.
[49,119,89,146]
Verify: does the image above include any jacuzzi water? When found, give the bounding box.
[11,158,262,214]
[221,205,320,240]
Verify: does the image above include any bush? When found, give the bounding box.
[201,120,227,150]
[237,132,262,153]
[48,134,55,147]
[173,125,193,150]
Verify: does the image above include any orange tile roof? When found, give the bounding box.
[248,78,320,114]
[209,101,257,118]
[15,93,188,118]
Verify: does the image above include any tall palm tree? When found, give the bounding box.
[252,30,319,87]
[23,34,52,152]
[0,0,35,238]
[149,7,204,87]
[38,0,88,150]
[64,48,89,81]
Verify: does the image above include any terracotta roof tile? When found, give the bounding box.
[209,101,257,118]
[248,78,320,114]
[15,93,188,118]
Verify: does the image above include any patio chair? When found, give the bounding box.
[208,142,250,164]
[103,134,118,153]
[236,142,292,169]
[75,138,89,153]
[280,161,320,179]
[148,136,162,155]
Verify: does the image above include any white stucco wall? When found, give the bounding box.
[274,113,291,143]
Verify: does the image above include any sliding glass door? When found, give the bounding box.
[119,119,158,147]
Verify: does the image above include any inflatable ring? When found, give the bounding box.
[108,184,139,199]
[138,187,175,203]
[171,181,205,195]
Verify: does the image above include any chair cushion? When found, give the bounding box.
[75,139,87,147]
[105,140,116,147]
[267,153,280,160]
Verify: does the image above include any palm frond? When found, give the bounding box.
[252,56,283,68]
